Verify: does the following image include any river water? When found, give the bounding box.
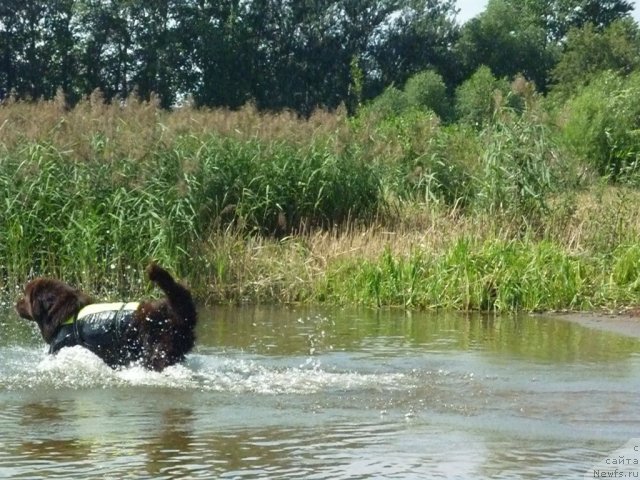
[1,305,640,479]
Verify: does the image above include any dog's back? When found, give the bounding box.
[50,302,142,367]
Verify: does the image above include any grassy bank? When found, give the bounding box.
[194,195,640,312]
[1,95,640,312]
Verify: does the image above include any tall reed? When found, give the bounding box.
[0,104,382,293]
[1,96,640,312]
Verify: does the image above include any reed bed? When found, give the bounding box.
[1,96,640,312]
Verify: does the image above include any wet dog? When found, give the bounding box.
[15,264,197,371]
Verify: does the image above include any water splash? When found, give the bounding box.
[0,346,408,394]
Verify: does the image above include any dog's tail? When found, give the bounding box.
[146,263,197,327]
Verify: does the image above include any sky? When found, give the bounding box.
[456,0,640,24]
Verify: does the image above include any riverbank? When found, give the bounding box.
[3,188,640,312]
[2,99,640,313]
[552,310,640,339]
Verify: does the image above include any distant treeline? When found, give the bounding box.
[0,0,636,114]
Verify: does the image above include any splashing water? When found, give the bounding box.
[0,345,409,395]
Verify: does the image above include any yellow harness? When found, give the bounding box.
[62,302,140,325]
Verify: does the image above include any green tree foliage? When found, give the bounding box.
[403,69,451,120]
[455,0,557,91]
[561,71,640,180]
[454,66,511,127]
[0,0,636,118]
[73,0,134,102]
[545,0,634,40]
[368,0,459,91]
[550,19,640,98]
[479,0,634,42]
[363,68,451,121]
[173,0,254,109]
[128,1,179,108]
[0,0,53,99]
[365,86,410,119]
[455,0,633,92]
[0,0,460,114]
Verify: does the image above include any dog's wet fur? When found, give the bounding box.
[15,264,197,371]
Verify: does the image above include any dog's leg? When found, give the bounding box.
[146,263,197,326]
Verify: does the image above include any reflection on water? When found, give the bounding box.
[144,408,196,478]
[197,307,640,363]
[1,306,640,479]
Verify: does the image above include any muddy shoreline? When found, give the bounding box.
[551,311,640,338]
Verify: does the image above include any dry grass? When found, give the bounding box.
[0,93,351,160]
[545,185,640,252]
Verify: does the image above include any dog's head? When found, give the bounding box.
[16,278,92,343]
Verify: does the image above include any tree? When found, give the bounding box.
[455,0,556,92]
[257,0,408,114]
[128,1,176,108]
[550,19,640,98]
[455,0,633,93]
[38,0,77,101]
[546,0,634,41]
[368,0,459,93]
[73,0,133,101]
[0,0,460,113]
[0,0,49,99]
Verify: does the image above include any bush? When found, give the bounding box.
[403,70,452,121]
[455,66,516,127]
[550,19,640,100]
[364,86,410,119]
[456,66,506,126]
[560,70,640,180]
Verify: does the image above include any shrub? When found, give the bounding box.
[455,66,517,127]
[560,70,640,180]
[403,70,452,121]
[561,72,640,181]
[550,19,640,100]
[364,86,410,119]
[455,66,507,126]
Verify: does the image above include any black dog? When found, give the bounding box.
[15,264,197,371]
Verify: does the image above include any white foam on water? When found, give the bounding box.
[187,355,408,394]
[0,346,409,394]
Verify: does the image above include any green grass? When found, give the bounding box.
[1,97,640,312]
[317,238,640,311]
[0,132,382,295]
